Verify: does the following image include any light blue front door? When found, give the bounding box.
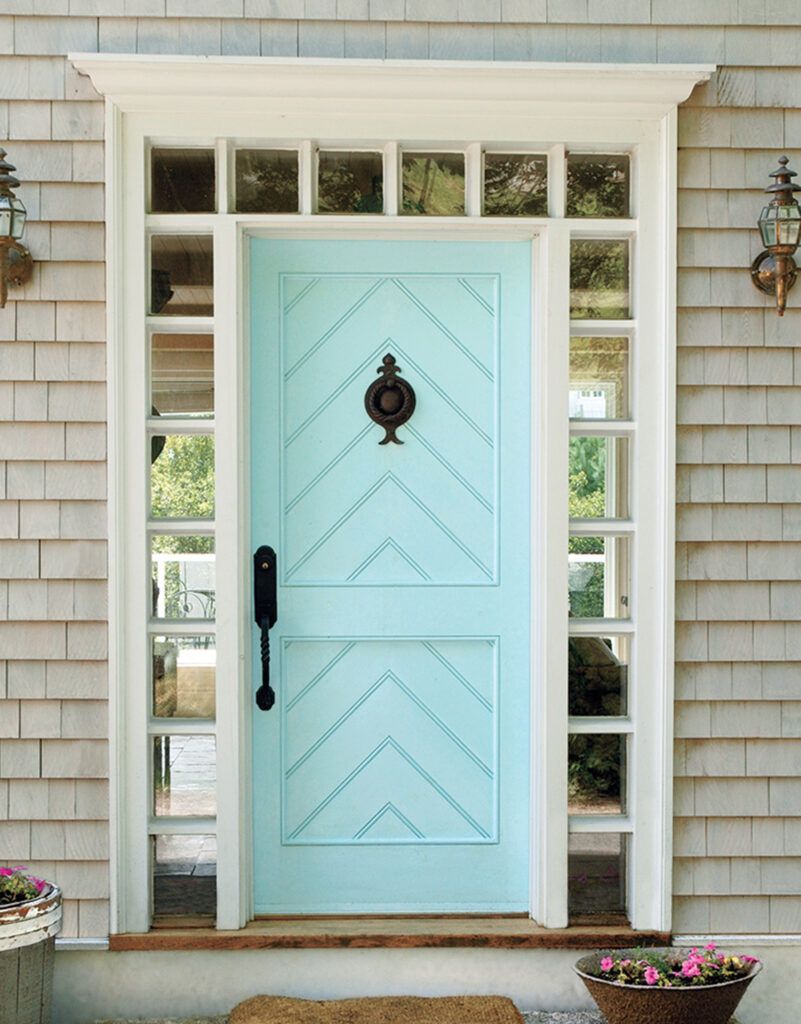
[251,239,531,914]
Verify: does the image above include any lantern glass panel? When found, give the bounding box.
[0,201,11,238]
[10,196,25,240]
[759,208,777,248]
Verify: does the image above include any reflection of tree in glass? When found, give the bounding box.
[318,156,383,214]
[569,733,624,811]
[236,151,298,213]
[569,636,625,717]
[484,155,547,216]
[567,155,629,218]
[151,436,214,618]
[402,155,465,215]
[570,239,629,320]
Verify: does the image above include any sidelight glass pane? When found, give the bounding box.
[567,154,630,219]
[150,434,215,519]
[569,635,629,717]
[568,833,627,918]
[151,333,214,418]
[151,536,215,620]
[318,151,383,214]
[153,834,217,918]
[569,337,629,420]
[150,148,215,214]
[402,152,465,216]
[150,235,213,317]
[235,148,299,213]
[153,734,216,817]
[152,635,216,719]
[569,436,630,520]
[568,733,627,815]
[483,153,547,217]
[570,239,630,320]
[568,536,631,620]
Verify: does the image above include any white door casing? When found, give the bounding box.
[70,55,712,933]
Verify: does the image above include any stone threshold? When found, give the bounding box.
[95,1015,740,1024]
[109,916,671,952]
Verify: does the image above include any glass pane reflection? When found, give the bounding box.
[569,833,627,919]
[569,337,629,420]
[153,734,216,817]
[150,148,215,214]
[570,239,630,320]
[568,733,626,815]
[153,635,216,719]
[150,434,215,519]
[567,154,630,219]
[150,235,213,317]
[402,153,465,216]
[569,635,628,717]
[318,151,383,214]
[151,333,214,418]
[235,149,299,213]
[483,153,547,216]
[151,536,215,620]
[568,536,631,620]
[153,834,216,918]
[569,436,629,520]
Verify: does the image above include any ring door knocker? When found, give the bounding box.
[364,353,416,444]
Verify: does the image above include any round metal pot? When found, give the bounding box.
[0,885,62,1024]
[574,947,762,1024]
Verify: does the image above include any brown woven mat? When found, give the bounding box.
[230,996,524,1024]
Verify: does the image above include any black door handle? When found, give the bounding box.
[253,545,278,711]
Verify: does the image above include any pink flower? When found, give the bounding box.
[620,959,632,967]
[0,867,14,877]
[644,967,660,986]
[705,943,717,951]
[742,956,759,964]
[681,961,701,978]
[600,957,614,972]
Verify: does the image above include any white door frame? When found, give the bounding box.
[72,55,712,934]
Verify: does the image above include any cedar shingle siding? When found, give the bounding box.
[2,0,801,937]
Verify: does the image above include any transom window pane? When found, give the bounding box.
[150,235,213,317]
[567,154,630,218]
[570,239,630,320]
[235,149,299,213]
[569,337,629,420]
[569,734,627,815]
[153,635,216,719]
[318,151,383,214]
[402,152,465,216]
[483,153,547,216]
[569,635,629,717]
[151,333,214,418]
[150,148,216,214]
[150,434,215,519]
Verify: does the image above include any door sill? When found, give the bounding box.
[112,916,670,951]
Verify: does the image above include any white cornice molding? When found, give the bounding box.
[69,55,712,116]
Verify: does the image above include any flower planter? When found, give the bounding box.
[574,947,762,1024]
[0,886,62,1024]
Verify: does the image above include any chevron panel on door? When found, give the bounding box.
[280,273,499,586]
[281,638,498,844]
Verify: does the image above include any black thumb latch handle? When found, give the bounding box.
[254,545,277,711]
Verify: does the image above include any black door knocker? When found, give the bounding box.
[364,353,416,445]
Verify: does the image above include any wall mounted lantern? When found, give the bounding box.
[0,148,32,308]
[751,156,801,316]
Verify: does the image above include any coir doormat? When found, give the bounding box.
[230,996,524,1024]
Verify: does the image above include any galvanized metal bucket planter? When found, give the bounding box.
[0,886,62,1024]
[574,948,762,1024]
